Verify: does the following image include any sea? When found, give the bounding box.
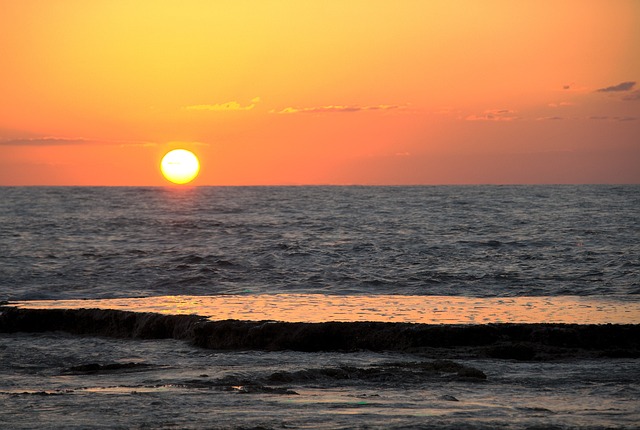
[1,185,639,429]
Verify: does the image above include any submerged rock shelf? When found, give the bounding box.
[1,306,639,359]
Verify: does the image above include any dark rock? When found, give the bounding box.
[487,343,537,360]
[456,366,487,380]
[600,349,640,358]
[439,394,459,401]
[2,306,639,359]
[225,385,298,395]
[65,362,154,374]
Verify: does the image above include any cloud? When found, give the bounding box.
[596,81,636,92]
[588,116,637,122]
[465,109,519,121]
[0,137,157,147]
[548,102,574,108]
[537,116,566,121]
[272,104,401,114]
[0,137,91,146]
[561,83,588,92]
[622,90,640,101]
[185,97,260,111]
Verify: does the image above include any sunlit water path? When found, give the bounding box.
[10,294,640,324]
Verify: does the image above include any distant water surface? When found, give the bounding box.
[1,185,638,300]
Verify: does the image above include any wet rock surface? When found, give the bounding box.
[1,306,639,360]
[64,362,157,374]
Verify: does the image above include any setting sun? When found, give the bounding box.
[160,149,200,184]
[0,0,638,185]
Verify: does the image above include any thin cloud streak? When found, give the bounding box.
[0,137,157,147]
[548,102,575,108]
[465,109,519,121]
[621,90,640,101]
[537,116,566,121]
[272,104,402,114]
[596,81,636,92]
[185,97,260,112]
[0,137,93,146]
[588,116,637,122]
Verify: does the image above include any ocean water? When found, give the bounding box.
[1,185,639,429]
[1,332,639,430]
[1,185,638,300]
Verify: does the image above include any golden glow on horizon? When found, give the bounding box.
[0,1,638,185]
[160,149,200,184]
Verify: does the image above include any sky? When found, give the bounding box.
[1,0,638,185]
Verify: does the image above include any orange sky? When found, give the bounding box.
[1,0,638,185]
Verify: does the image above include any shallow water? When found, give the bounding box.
[1,333,639,429]
[11,294,640,324]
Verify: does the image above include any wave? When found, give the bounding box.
[57,359,487,392]
[1,306,638,359]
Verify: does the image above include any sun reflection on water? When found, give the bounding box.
[10,295,640,324]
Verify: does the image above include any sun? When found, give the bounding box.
[160,149,200,184]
